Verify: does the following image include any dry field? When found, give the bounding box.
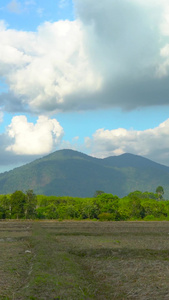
[0,221,169,299]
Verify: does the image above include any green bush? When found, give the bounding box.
[98,212,116,221]
[144,215,156,221]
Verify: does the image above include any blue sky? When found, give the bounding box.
[1,0,169,172]
[0,0,74,30]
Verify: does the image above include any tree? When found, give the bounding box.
[142,199,166,218]
[25,190,37,219]
[0,205,6,219]
[81,204,99,219]
[45,203,59,219]
[95,193,119,218]
[94,190,105,197]
[65,205,79,219]
[129,197,145,219]
[156,186,164,199]
[0,195,11,218]
[10,191,26,219]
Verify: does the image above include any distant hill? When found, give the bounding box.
[0,149,169,198]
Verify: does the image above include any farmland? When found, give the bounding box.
[1,221,169,299]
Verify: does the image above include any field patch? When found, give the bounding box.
[1,221,169,299]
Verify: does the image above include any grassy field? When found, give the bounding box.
[1,221,169,299]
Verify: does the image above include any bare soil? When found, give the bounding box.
[1,221,169,299]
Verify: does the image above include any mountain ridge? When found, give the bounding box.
[0,149,169,198]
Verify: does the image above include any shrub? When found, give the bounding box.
[98,212,116,221]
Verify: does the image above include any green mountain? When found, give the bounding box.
[0,149,169,198]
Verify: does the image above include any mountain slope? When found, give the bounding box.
[0,149,169,198]
[103,153,169,171]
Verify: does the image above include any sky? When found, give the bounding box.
[1,0,169,172]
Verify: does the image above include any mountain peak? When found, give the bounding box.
[0,149,169,198]
[41,148,93,161]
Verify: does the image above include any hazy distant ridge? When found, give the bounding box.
[0,149,169,198]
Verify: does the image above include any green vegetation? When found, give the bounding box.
[0,190,37,219]
[156,185,164,199]
[1,187,169,221]
[1,149,169,198]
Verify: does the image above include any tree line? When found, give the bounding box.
[0,187,169,221]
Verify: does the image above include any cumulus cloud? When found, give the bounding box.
[0,20,101,113]
[74,0,169,109]
[0,131,39,173]
[85,119,169,166]
[0,0,169,113]
[6,115,64,155]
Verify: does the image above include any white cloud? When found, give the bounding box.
[1,0,169,113]
[0,21,7,31]
[73,136,79,141]
[6,115,64,155]
[7,0,21,14]
[0,20,102,113]
[0,112,3,123]
[73,0,169,108]
[85,119,169,165]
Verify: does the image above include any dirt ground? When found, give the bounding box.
[1,220,169,299]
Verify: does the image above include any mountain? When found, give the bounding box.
[0,149,169,198]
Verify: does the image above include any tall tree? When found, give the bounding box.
[10,191,26,219]
[156,186,164,199]
[25,190,37,219]
[0,195,11,218]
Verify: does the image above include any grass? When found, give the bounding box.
[1,221,169,299]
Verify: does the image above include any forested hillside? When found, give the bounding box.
[0,149,169,198]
